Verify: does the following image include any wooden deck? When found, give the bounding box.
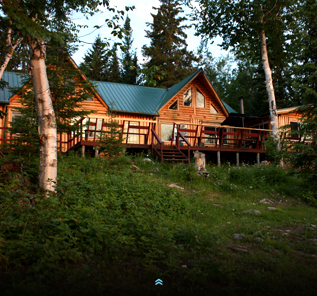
[0,120,273,164]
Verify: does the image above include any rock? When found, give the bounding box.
[153,167,160,171]
[259,198,274,204]
[243,209,262,214]
[181,265,187,268]
[285,230,291,233]
[267,207,276,210]
[196,171,210,178]
[254,237,264,242]
[143,158,153,163]
[309,239,317,243]
[233,234,245,240]
[168,184,184,190]
[311,224,316,228]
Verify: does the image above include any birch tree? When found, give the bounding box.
[0,0,134,193]
[191,0,298,148]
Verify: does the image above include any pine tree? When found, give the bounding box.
[79,35,109,81]
[108,45,121,83]
[142,0,199,88]
[121,16,139,85]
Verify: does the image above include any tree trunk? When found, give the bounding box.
[0,27,23,80]
[29,39,57,193]
[260,29,280,149]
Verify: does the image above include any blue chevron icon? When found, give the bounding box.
[155,279,163,285]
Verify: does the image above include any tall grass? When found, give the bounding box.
[0,154,316,296]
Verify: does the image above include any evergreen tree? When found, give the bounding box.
[108,45,121,83]
[79,35,109,81]
[142,0,199,88]
[287,0,317,193]
[121,16,139,85]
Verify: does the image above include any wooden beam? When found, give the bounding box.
[236,152,239,167]
[81,145,85,157]
[217,151,221,166]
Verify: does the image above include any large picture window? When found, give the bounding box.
[161,123,174,142]
[197,88,205,108]
[183,87,192,107]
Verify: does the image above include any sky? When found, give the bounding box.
[71,0,225,66]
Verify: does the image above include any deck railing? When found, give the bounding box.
[1,119,278,154]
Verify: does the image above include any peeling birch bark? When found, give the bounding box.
[260,29,280,150]
[29,39,57,193]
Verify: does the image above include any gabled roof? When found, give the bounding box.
[94,68,237,116]
[157,68,201,110]
[0,71,25,104]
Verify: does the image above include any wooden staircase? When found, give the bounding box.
[161,145,189,163]
[151,128,190,164]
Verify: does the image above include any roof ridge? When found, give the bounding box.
[93,80,167,91]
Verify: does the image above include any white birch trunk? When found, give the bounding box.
[260,29,280,150]
[29,39,57,193]
[0,27,23,80]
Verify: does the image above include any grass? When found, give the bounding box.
[0,153,316,296]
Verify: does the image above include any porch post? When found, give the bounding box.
[82,145,85,158]
[236,152,239,167]
[95,148,99,158]
[217,151,221,166]
[257,153,260,166]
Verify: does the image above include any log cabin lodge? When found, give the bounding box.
[0,63,304,165]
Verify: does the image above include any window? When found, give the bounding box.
[183,87,192,107]
[161,123,174,142]
[290,121,300,139]
[210,104,218,114]
[204,126,218,144]
[11,112,22,123]
[197,88,205,108]
[83,118,102,138]
[169,100,178,110]
[127,122,139,144]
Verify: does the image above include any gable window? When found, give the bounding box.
[197,88,205,108]
[210,104,218,114]
[169,100,178,110]
[183,87,192,107]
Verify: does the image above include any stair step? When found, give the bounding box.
[164,158,188,162]
[163,155,186,158]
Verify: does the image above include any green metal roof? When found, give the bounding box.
[0,69,237,117]
[222,101,237,114]
[94,81,165,115]
[94,68,236,115]
[0,71,24,104]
